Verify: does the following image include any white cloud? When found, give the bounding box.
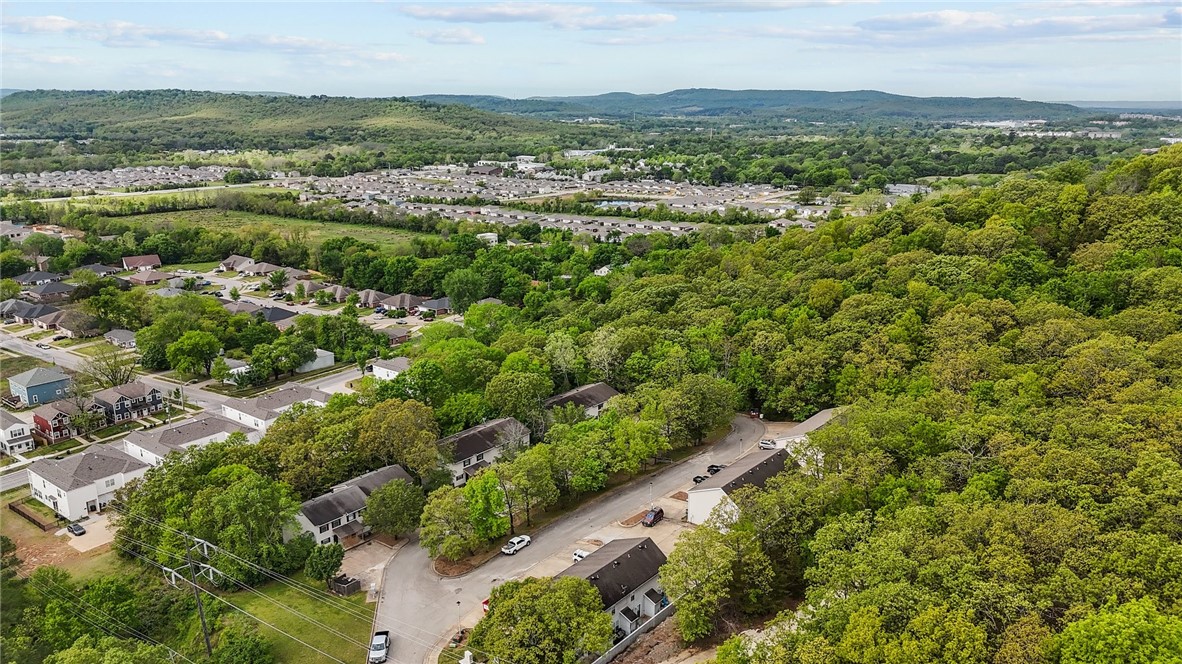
[650,0,875,11]
[400,2,675,30]
[1,15,406,64]
[2,45,85,66]
[413,27,486,44]
[743,8,1177,47]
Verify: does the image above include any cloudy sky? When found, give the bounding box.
[2,1,1179,101]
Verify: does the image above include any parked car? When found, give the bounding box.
[501,535,532,555]
[692,475,709,484]
[641,507,664,527]
[758,438,779,450]
[66,523,86,536]
[368,631,390,663]
[572,548,591,562]
[36,343,51,350]
[395,319,407,325]
[52,335,67,341]
[300,300,309,305]
[374,307,387,314]
[707,464,727,475]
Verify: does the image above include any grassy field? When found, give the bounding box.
[164,260,220,273]
[216,571,375,664]
[117,208,427,251]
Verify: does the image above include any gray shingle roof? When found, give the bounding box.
[544,383,620,410]
[9,366,69,389]
[690,449,790,496]
[28,443,148,491]
[124,413,249,457]
[301,485,368,527]
[223,385,330,422]
[371,358,410,373]
[556,537,666,608]
[439,417,525,462]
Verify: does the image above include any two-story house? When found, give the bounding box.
[544,382,621,419]
[91,382,164,423]
[32,400,103,443]
[123,413,257,466]
[440,417,530,486]
[8,367,70,407]
[291,465,413,547]
[1,411,35,455]
[27,443,149,521]
[221,385,331,432]
[555,537,668,640]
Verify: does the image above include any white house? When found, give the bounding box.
[440,417,529,486]
[555,537,668,638]
[27,443,149,521]
[1,411,34,455]
[295,348,334,374]
[544,382,620,419]
[221,358,252,384]
[291,465,413,547]
[221,385,331,432]
[122,413,257,466]
[369,357,410,382]
[686,449,790,526]
[476,232,499,246]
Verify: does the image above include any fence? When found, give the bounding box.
[9,497,60,531]
[589,601,676,664]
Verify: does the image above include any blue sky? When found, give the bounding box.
[3,1,1179,101]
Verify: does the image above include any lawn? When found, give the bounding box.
[114,208,428,251]
[2,324,32,333]
[217,571,375,664]
[164,260,220,273]
[25,439,84,458]
[25,330,54,341]
[52,336,97,349]
[73,342,134,358]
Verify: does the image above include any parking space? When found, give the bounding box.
[340,540,395,596]
[60,512,116,552]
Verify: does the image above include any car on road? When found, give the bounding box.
[641,507,664,527]
[758,438,779,450]
[572,548,591,562]
[501,535,531,555]
[707,464,727,475]
[692,475,709,484]
[36,343,51,350]
[395,319,407,325]
[368,630,390,663]
[66,523,86,536]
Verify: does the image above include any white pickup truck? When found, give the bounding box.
[369,631,391,663]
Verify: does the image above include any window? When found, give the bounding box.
[462,457,473,467]
[55,389,61,395]
[318,524,329,534]
[476,453,485,462]
[331,518,342,528]
[105,478,116,488]
[320,538,331,545]
[31,395,38,403]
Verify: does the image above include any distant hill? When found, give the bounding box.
[412,88,1087,121]
[0,89,617,151]
[0,89,23,98]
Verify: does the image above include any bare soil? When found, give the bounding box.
[621,510,647,527]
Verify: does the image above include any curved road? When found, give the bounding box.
[373,415,766,663]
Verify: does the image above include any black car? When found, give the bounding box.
[692,475,710,484]
[52,335,67,342]
[66,523,86,536]
[707,464,727,475]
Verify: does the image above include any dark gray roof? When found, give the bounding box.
[258,306,296,323]
[223,385,330,421]
[556,537,666,609]
[29,281,75,295]
[93,382,159,405]
[380,293,426,309]
[300,485,368,527]
[439,417,525,462]
[78,264,118,276]
[9,366,69,389]
[418,297,451,311]
[335,464,413,496]
[27,443,148,491]
[13,271,63,284]
[223,301,261,315]
[544,383,620,409]
[377,327,410,340]
[690,449,790,496]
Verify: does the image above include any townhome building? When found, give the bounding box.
[27,443,149,521]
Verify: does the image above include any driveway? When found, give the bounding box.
[373,415,766,663]
[60,512,115,552]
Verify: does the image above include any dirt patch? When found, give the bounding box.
[621,510,647,527]
[671,491,689,501]
[433,546,503,578]
[612,620,710,664]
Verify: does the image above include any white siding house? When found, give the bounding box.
[221,385,330,433]
[555,537,668,639]
[369,357,410,381]
[686,449,790,526]
[27,444,149,521]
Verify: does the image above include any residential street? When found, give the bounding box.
[372,415,766,664]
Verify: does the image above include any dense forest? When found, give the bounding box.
[2,146,1180,663]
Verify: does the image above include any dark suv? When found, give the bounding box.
[641,507,664,527]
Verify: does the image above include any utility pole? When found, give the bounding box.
[185,547,214,657]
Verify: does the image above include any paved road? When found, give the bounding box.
[373,415,766,664]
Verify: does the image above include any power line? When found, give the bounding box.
[116,543,356,664]
[29,575,198,664]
